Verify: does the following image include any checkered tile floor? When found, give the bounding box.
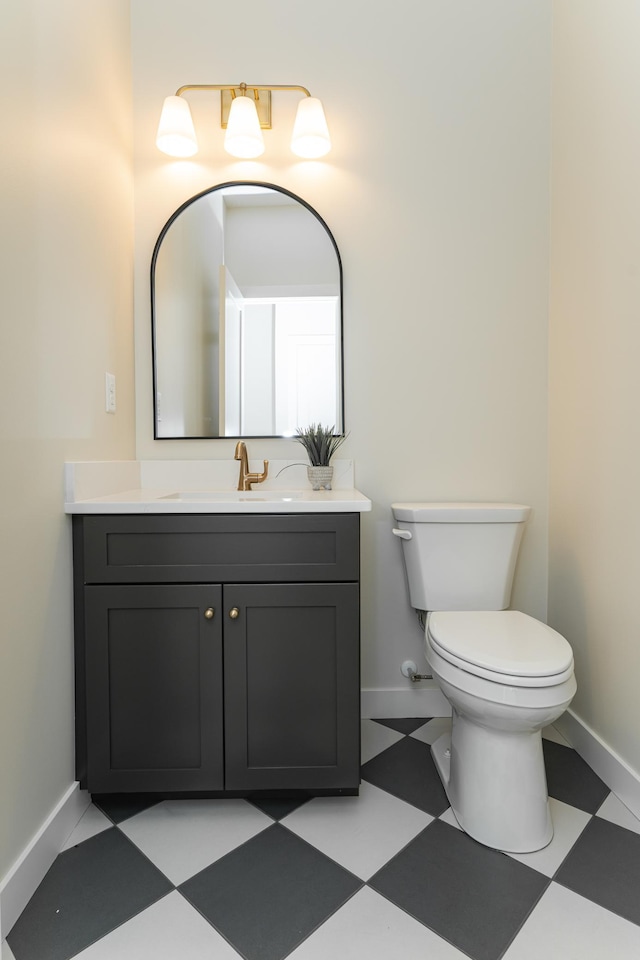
[6,719,640,960]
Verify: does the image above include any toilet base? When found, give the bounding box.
[431,730,452,789]
[430,725,554,854]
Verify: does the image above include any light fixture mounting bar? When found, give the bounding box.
[174,83,311,97]
[174,83,312,131]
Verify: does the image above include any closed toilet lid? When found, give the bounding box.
[428,611,573,679]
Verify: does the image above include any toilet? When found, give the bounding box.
[391,502,576,853]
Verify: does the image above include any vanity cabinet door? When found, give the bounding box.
[223,582,360,791]
[83,584,223,793]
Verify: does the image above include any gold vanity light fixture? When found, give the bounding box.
[155,83,331,160]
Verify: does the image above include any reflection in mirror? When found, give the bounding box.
[151,182,343,439]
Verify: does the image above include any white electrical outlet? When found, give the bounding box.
[105,372,116,413]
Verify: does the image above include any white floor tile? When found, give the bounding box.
[505,797,591,876]
[287,886,468,959]
[542,724,571,747]
[360,719,404,762]
[2,940,17,960]
[410,716,452,745]
[282,780,432,879]
[118,799,271,885]
[439,807,462,831]
[72,891,240,959]
[597,792,640,836]
[61,804,113,851]
[502,882,640,960]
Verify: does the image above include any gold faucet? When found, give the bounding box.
[234,441,269,491]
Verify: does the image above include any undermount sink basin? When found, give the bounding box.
[160,490,304,502]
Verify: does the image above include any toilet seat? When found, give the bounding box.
[427,611,574,688]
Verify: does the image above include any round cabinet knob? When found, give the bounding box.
[204,607,215,620]
[229,607,240,620]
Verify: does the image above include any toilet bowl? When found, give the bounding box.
[391,502,576,853]
[426,610,576,852]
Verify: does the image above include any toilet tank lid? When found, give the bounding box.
[391,502,531,523]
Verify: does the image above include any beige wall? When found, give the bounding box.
[0,0,135,878]
[132,0,552,693]
[549,2,640,774]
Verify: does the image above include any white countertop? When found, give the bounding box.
[64,460,371,514]
[65,487,371,514]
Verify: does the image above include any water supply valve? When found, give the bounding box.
[401,660,432,682]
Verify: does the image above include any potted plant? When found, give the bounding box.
[294,423,347,490]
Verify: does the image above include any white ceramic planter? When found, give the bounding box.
[307,465,334,490]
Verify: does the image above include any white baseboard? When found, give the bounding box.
[555,709,640,819]
[0,783,90,941]
[361,683,451,719]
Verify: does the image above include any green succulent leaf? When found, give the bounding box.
[294,423,348,466]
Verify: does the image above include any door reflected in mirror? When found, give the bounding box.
[152,182,344,439]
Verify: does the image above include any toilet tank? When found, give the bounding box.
[391,502,531,612]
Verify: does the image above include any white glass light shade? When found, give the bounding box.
[156,96,198,157]
[290,97,331,158]
[224,95,265,158]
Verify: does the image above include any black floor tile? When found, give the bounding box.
[249,796,310,820]
[92,793,161,824]
[369,819,549,960]
[543,740,610,813]
[361,735,449,816]
[6,828,173,960]
[179,823,362,960]
[372,717,430,735]
[555,816,640,925]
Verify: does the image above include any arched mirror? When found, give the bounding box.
[151,182,343,439]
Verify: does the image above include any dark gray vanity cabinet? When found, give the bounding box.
[81,583,224,793]
[73,514,361,796]
[223,581,359,791]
